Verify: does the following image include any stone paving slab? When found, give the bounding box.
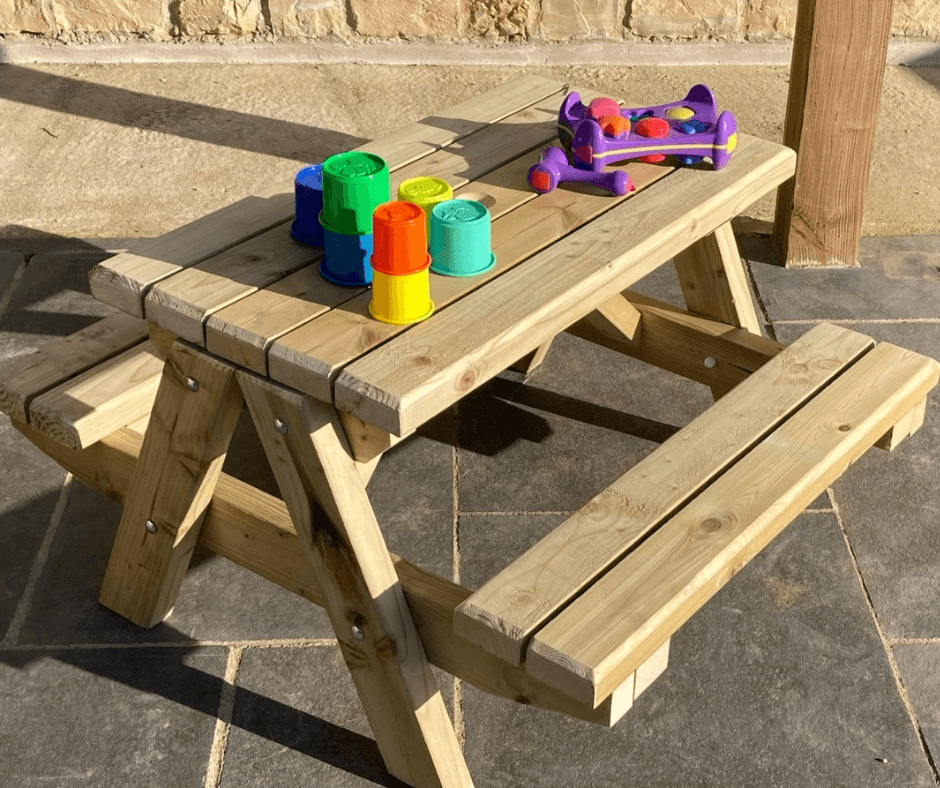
[0,646,228,787]
[893,644,940,769]
[461,513,936,787]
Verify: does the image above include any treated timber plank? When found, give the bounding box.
[672,221,761,335]
[528,341,940,707]
[98,342,244,628]
[28,341,164,450]
[453,323,872,665]
[335,135,796,436]
[238,373,472,786]
[566,290,783,395]
[0,313,148,424]
[15,420,626,728]
[268,150,673,403]
[773,0,894,268]
[88,75,566,316]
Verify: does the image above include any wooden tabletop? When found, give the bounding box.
[90,75,795,437]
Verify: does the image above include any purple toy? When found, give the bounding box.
[557,85,738,171]
[527,146,634,196]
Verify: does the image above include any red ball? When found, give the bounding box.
[635,117,670,139]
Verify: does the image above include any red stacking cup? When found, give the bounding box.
[371,201,431,276]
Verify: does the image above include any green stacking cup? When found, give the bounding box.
[321,152,390,235]
[429,199,496,277]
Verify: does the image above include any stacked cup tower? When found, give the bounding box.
[319,151,390,286]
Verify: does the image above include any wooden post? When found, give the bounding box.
[773,0,895,268]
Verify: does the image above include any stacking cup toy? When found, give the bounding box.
[429,199,496,277]
[290,164,325,247]
[397,176,453,238]
[321,152,390,235]
[320,215,374,287]
[369,201,434,325]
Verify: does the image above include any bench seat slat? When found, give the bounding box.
[454,323,873,665]
[28,341,165,450]
[0,313,148,425]
[526,339,940,707]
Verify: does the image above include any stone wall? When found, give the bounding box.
[1,0,938,43]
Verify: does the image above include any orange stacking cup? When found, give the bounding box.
[370,201,431,275]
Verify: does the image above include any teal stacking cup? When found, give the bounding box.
[321,151,390,235]
[428,199,496,277]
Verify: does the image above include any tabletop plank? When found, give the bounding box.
[88,74,567,317]
[154,90,570,356]
[333,135,796,436]
[267,149,673,403]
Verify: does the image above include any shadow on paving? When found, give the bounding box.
[0,64,365,162]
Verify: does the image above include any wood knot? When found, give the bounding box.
[246,254,264,263]
[457,369,476,391]
[413,355,433,367]
[700,517,723,534]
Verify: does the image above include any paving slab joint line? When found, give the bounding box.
[204,645,243,788]
[828,488,940,784]
[773,318,940,326]
[743,257,779,343]
[0,637,340,651]
[1,472,73,648]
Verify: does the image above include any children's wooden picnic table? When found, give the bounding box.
[3,75,937,787]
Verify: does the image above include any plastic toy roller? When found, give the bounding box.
[527,147,634,196]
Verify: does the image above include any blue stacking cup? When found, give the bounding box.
[320,214,373,287]
[290,164,325,247]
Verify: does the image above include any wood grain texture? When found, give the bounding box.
[88,74,565,317]
[28,341,164,450]
[566,290,784,395]
[453,324,872,665]
[15,418,627,728]
[237,372,472,787]
[98,342,243,628]
[334,135,796,436]
[0,313,148,424]
[528,341,940,707]
[772,0,894,267]
[672,221,761,334]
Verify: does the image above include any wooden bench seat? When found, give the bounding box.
[0,313,163,449]
[454,322,939,708]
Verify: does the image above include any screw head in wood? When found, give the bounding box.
[186,376,199,392]
[704,356,717,368]
[274,418,289,434]
[145,519,158,534]
[351,625,364,641]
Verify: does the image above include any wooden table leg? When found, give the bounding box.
[238,372,472,788]
[672,221,762,335]
[98,341,243,628]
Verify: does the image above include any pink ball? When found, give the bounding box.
[587,97,620,120]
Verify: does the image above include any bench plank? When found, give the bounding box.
[27,341,164,451]
[527,340,940,707]
[0,313,148,425]
[88,75,566,317]
[334,135,796,436]
[453,323,871,664]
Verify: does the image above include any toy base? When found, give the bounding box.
[430,253,496,278]
[290,221,324,248]
[319,262,372,287]
[368,299,435,325]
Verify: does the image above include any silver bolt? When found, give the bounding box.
[274,417,289,434]
[186,376,199,392]
[351,625,364,641]
[704,356,717,368]
[145,519,158,534]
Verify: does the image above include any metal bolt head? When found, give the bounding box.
[351,625,364,641]
[186,376,199,392]
[274,417,289,434]
[704,356,717,369]
[145,519,158,534]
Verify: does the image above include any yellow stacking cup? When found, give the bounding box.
[369,268,435,325]
[397,176,453,239]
